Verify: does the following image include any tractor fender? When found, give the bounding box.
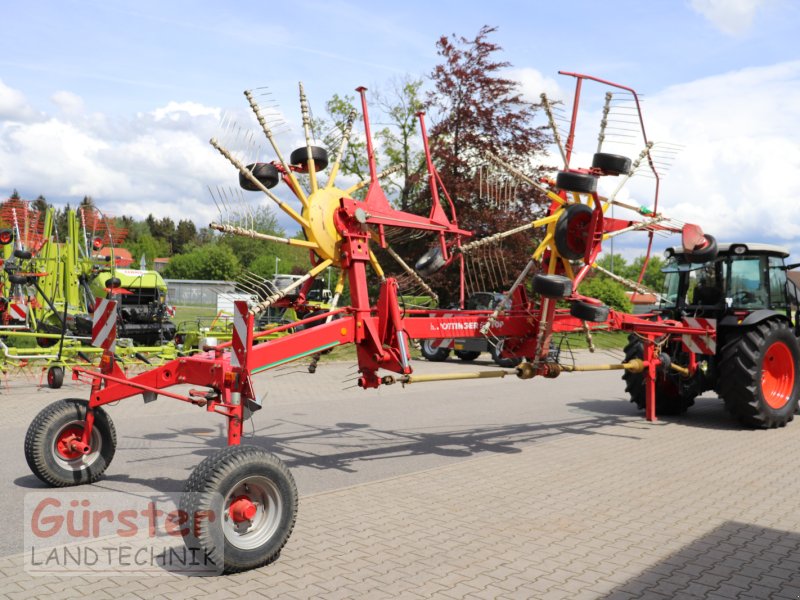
[719,309,790,328]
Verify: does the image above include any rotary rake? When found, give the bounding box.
[24,72,720,574]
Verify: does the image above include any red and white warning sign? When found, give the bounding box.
[681,317,716,355]
[230,300,249,369]
[7,302,28,322]
[92,298,117,351]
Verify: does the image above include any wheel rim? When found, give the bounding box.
[762,341,795,409]
[52,420,102,470]
[222,475,283,550]
[422,340,439,354]
[565,210,591,256]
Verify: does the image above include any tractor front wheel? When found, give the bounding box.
[24,399,117,486]
[180,445,298,574]
[718,320,800,428]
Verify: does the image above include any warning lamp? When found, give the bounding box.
[0,229,14,246]
[92,237,104,251]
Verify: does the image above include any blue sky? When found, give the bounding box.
[1,0,799,260]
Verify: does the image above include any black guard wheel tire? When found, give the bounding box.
[591,152,631,175]
[7,274,27,285]
[556,171,597,194]
[532,274,573,298]
[13,249,32,260]
[554,203,593,260]
[24,399,117,487]
[420,339,450,362]
[455,350,481,361]
[415,246,446,277]
[180,445,298,574]
[289,146,329,172]
[718,320,800,428]
[622,338,695,415]
[490,341,522,368]
[47,366,64,389]
[240,163,280,191]
[106,277,122,289]
[686,234,718,263]
[570,300,610,323]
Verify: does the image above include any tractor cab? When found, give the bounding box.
[658,243,799,322]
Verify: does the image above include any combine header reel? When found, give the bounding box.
[24,73,721,573]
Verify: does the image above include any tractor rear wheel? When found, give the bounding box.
[24,399,117,486]
[718,320,800,428]
[420,339,450,362]
[180,445,298,574]
[622,338,695,415]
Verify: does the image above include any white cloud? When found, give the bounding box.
[689,0,770,36]
[51,90,85,116]
[508,67,565,103]
[618,61,800,258]
[0,78,39,122]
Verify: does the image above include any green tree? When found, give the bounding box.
[578,277,633,313]
[125,233,170,269]
[163,243,241,280]
[173,219,197,254]
[376,76,427,210]
[313,93,369,182]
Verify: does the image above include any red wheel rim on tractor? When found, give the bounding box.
[762,341,795,409]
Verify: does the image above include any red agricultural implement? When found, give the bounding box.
[25,73,761,574]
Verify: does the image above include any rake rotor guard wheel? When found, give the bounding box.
[556,171,597,194]
[622,338,695,415]
[180,445,298,574]
[532,274,573,299]
[47,366,64,389]
[289,146,329,172]
[421,339,450,362]
[686,234,718,263]
[570,300,610,323]
[240,162,280,191]
[107,277,122,289]
[591,152,632,176]
[490,340,522,368]
[415,245,447,277]
[24,399,117,487]
[718,319,800,428]
[7,274,27,285]
[554,203,594,261]
[13,249,32,260]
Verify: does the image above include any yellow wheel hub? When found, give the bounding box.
[302,186,345,266]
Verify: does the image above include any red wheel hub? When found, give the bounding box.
[229,495,257,523]
[56,425,85,460]
[762,341,795,409]
[565,210,592,255]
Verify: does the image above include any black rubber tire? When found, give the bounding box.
[570,300,610,323]
[289,146,329,172]
[106,277,122,289]
[554,203,593,260]
[47,366,64,389]
[592,152,631,175]
[556,171,597,194]
[686,234,718,263]
[7,274,27,285]
[622,338,695,415]
[455,350,481,361]
[420,339,450,362]
[718,320,800,428]
[415,246,446,277]
[37,336,59,348]
[13,249,32,260]
[24,399,117,487]
[532,274,573,298]
[0,228,14,245]
[180,445,298,574]
[240,163,280,191]
[490,342,522,368]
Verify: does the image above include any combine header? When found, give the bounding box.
[24,73,754,574]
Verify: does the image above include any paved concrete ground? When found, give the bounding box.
[3,350,800,599]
